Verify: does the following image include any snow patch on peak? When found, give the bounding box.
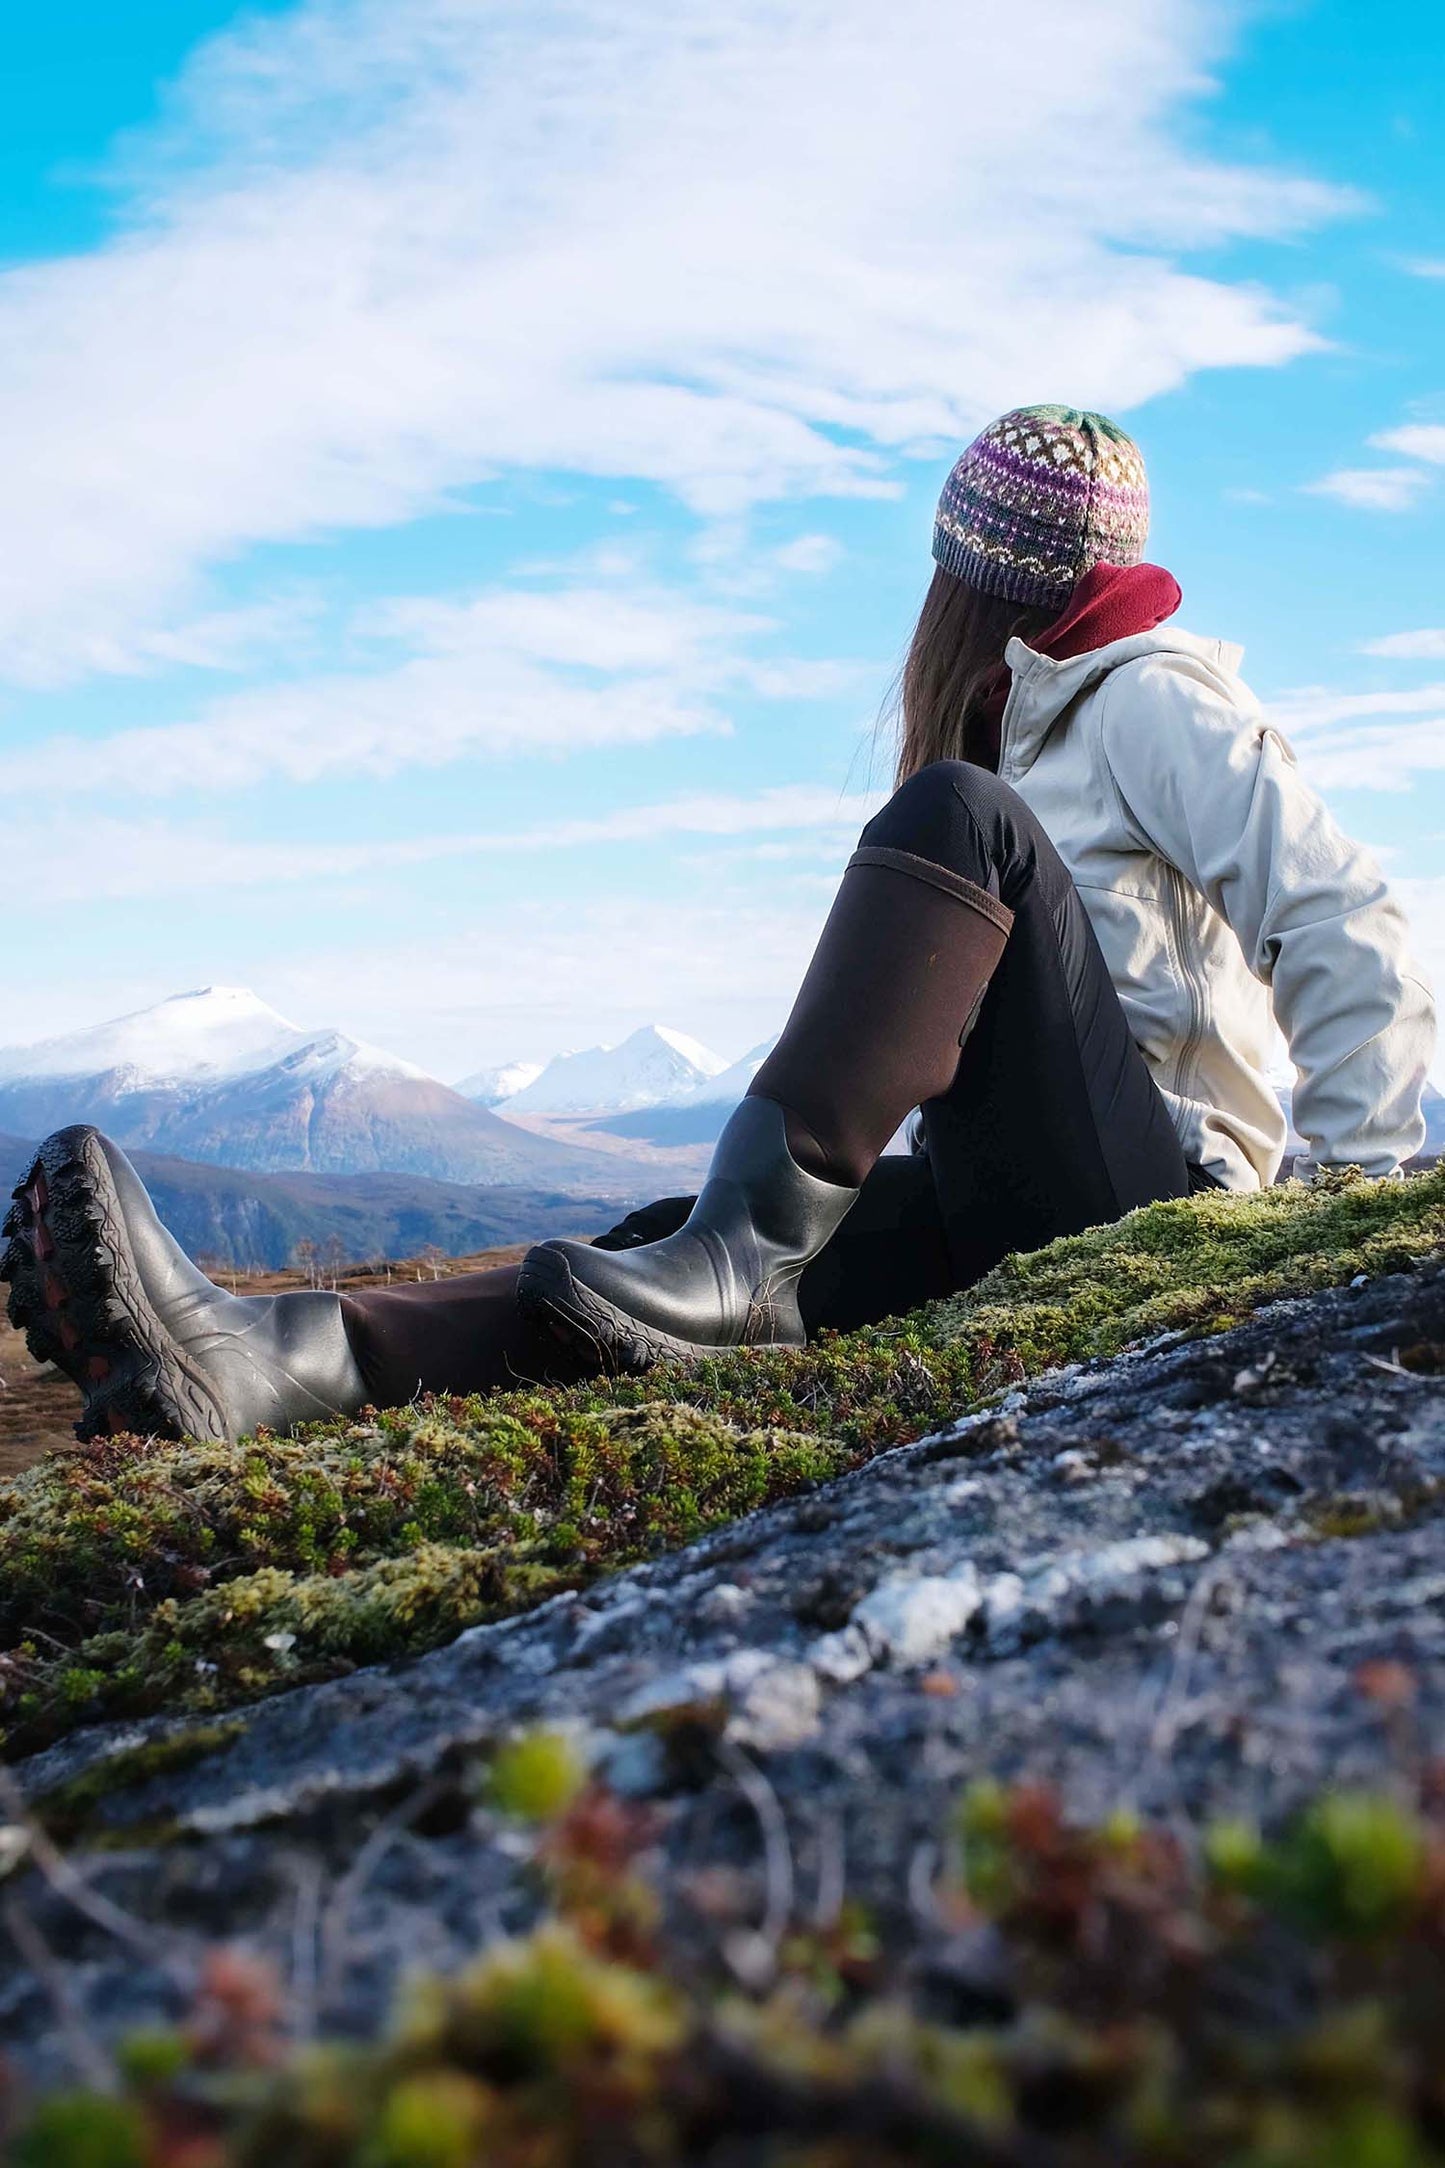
[504,1023,729,1115]
[0,987,429,1095]
[647,1025,729,1078]
[0,986,304,1086]
[684,1035,779,1104]
[454,1060,547,1107]
[260,1028,431,1086]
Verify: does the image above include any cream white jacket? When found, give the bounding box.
[997,626,1436,1190]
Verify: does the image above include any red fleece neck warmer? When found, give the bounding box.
[975,559,1182,767]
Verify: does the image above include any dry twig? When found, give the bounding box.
[718,1740,794,1981]
[318,1777,447,2010]
[0,1764,176,1963]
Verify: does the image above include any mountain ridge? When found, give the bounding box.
[0,992,657,1195]
[586,1033,779,1143]
[498,1023,729,1115]
[454,1058,546,1107]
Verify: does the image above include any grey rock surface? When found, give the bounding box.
[3,1264,1443,2077]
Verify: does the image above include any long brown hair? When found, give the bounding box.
[892,567,1055,785]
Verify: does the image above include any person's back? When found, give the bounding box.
[998,622,1432,1187]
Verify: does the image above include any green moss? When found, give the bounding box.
[932,1162,1445,1366]
[362,2071,495,2168]
[114,2029,191,2090]
[2,1167,1441,1753]
[1298,1473,1441,1542]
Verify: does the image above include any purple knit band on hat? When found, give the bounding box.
[932,406,1149,606]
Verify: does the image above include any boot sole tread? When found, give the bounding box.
[2,1126,228,1445]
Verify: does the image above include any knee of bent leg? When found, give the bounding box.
[860,758,1010,871]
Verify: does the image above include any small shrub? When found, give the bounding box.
[10,2095,147,2168]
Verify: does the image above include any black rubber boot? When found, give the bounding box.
[3,1126,368,1444]
[515,1096,857,1371]
[517,834,1015,1375]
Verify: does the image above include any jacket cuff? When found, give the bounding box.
[1293,1154,1403,1186]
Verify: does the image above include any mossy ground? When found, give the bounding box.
[1,1167,1441,1755]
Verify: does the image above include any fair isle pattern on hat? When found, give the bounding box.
[932,406,1149,606]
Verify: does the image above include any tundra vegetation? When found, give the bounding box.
[7,1746,1445,2164]
[2,1166,1444,2161]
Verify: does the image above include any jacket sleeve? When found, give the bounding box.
[1097,656,1437,1176]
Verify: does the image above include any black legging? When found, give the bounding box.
[595,760,1191,1333]
[344,763,1194,1397]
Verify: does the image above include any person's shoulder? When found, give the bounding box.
[1111,628,1249,691]
[1091,634,1270,792]
[1101,634,1261,734]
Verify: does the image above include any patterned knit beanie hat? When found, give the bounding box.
[932,405,1149,607]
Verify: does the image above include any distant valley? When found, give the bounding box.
[0,1133,622,1274]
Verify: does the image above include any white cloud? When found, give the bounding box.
[0,573,861,796]
[1360,629,1445,659]
[361,583,767,673]
[1268,682,1445,792]
[0,0,1349,683]
[263,894,834,1078]
[1296,721,1445,792]
[3,595,324,690]
[772,535,844,576]
[1270,683,1445,731]
[1372,423,1445,464]
[1302,466,1432,512]
[1401,259,1445,280]
[9,784,882,902]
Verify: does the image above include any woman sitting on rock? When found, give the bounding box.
[6,406,1436,1444]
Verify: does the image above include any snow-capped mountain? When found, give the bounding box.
[502,1025,728,1115]
[684,1036,779,1108]
[0,986,308,1087]
[574,1036,780,1146]
[454,1059,546,1108]
[0,991,651,1196]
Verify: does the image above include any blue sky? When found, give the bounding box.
[1,0,1441,1080]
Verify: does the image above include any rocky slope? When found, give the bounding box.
[1,1173,1443,2158]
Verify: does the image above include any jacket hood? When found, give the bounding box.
[1000,626,1245,775]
